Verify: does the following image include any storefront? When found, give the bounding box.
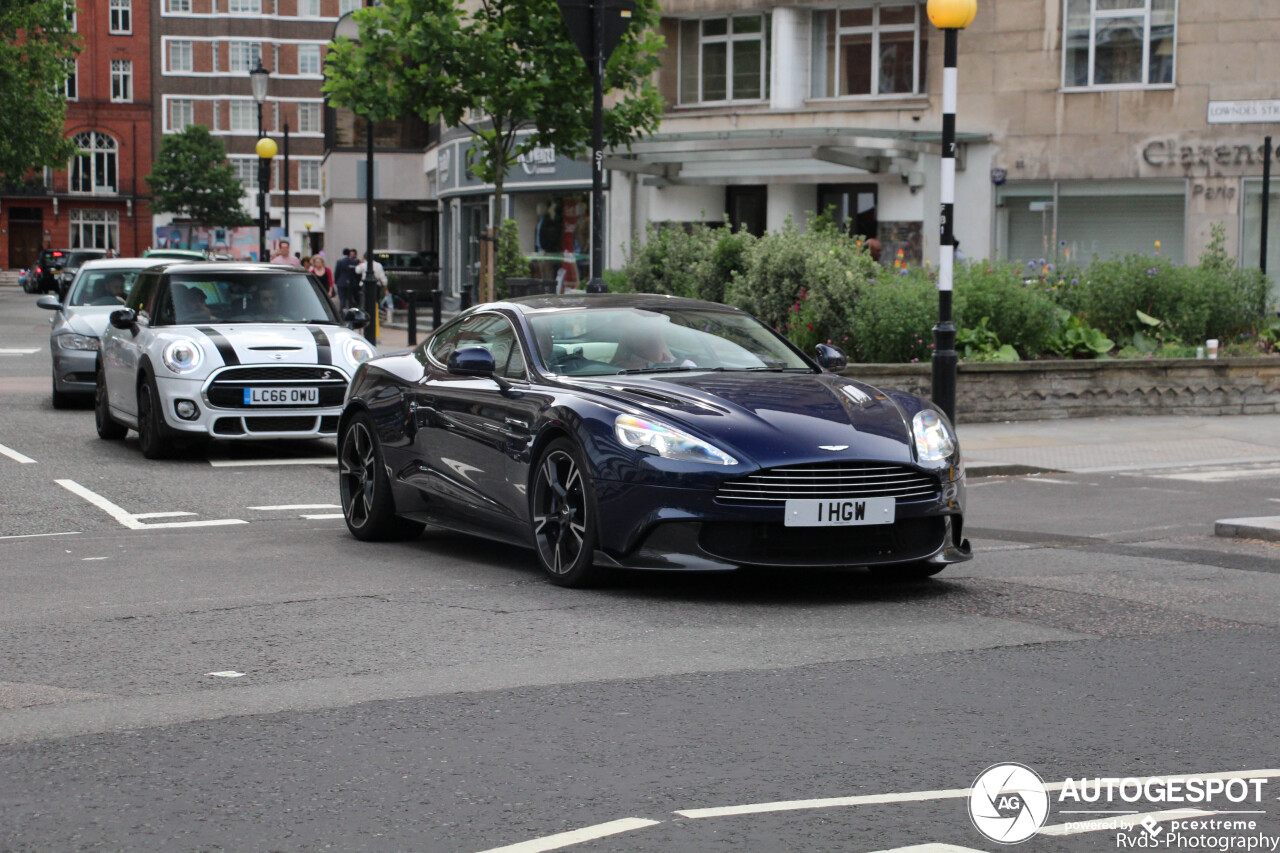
[434,133,599,297]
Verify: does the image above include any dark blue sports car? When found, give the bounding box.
[337,294,971,586]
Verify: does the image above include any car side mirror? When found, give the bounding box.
[343,308,369,329]
[815,343,848,372]
[109,308,138,334]
[447,346,496,377]
[36,295,61,311]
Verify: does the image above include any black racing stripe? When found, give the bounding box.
[308,326,332,365]
[197,326,239,366]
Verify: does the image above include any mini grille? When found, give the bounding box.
[244,416,318,432]
[216,366,341,382]
[716,462,940,504]
[207,365,347,408]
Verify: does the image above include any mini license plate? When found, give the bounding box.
[784,497,896,527]
[244,386,319,406]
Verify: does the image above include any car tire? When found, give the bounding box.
[94,367,127,440]
[136,375,173,459]
[338,411,425,542]
[529,438,604,588]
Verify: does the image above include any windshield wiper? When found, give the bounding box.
[616,365,704,375]
[725,366,813,373]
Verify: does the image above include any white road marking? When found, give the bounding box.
[301,513,344,520]
[1158,466,1280,482]
[81,557,108,561]
[0,348,40,355]
[0,443,36,464]
[248,504,341,511]
[132,512,197,519]
[209,458,336,468]
[1037,808,1217,837]
[207,671,245,678]
[472,818,661,853]
[55,479,248,530]
[0,531,81,541]
[1023,478,1079,485]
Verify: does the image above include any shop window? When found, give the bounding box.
[678,14,770,105]
[68,132,118,194]
[70,209,120,251]
[810,4,926,98]
[1064,0,1175,89]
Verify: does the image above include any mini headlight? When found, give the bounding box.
[162,339,204,374]
[56,333,100,351]
[344,338,376,365]
[614,414,737,466]
[912,409,957,462]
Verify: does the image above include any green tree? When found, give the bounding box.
[145,126,253,248]
[0,0,81,184]
[323,0,664,298]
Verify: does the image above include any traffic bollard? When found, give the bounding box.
[406,290,417,346]
[432,288,442,330]
[460,284,474,311]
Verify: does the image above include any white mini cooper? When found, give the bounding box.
[95,262,376,458]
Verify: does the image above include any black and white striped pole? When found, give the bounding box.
[927,0,975,425]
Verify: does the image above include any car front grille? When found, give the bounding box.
[716,462,940,505]
[699,517,946,566]
[244,416,319,433]
[206,365,347,409]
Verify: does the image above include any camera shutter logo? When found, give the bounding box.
[968,763,1050,844]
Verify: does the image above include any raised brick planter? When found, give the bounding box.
[839,358,1280,423]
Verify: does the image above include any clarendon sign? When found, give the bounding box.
[1143,139,1280,168]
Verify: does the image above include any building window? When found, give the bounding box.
[678,15,770,104]
[297,102,322,133]
[110,60,133,102]
[170,99,194,132]
[811,4,925,98]
[228,0,261,13]
[229,41,262,72]
[109,0,131,33]
[339,0,362,14]
[169,40,193,73]
[230,100,258,132]
[167,0,191,11]
[70,209,120,251]
[66,0,76,31]
[230,157,258,189]
[298,44,321,75]
[68,132,118,195]
[299,0,321,15]
[298,160,320,191]
[1064,0,1175,89]
[64,59,77,100]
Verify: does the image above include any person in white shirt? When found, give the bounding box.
[354,252,388,316]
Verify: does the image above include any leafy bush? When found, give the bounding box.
[954,263,1057,357]
[1045,308,1114,358]
[620,221,719,299]
[494,219,526,298]
[957,317,1019,362]
[846,270,937,363]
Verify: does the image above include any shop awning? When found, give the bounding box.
[605,126,990,186]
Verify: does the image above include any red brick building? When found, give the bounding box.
[1,0,153,269]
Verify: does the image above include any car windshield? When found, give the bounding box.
[66,251,104,266]
[164,272,337,325]
[526,307,813,376]
[67,267,146,307]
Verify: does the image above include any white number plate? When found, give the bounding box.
[243,386,319,406]
[784,497,896,527]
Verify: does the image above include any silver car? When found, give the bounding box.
[95,263,376,459]
[38,258,170,408]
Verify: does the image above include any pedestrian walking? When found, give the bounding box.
[354,251,388,319]
[310,254,335,305]
[270,239,303,267]
[333,248,359,310]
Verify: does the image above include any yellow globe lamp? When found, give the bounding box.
[927,0,977,29]
[255,137,278,160]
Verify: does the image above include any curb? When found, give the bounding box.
[1214,517,1280,543]
[965,462,1062,478]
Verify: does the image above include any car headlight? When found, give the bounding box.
[56,333,99,351]
[912,409,956,462]
[614,414,737,466]
[162,339,204,374]
[344,338,376,365]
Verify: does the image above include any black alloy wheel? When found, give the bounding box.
[136,375,172,459]
[530,439,602,587]
[94,366,126,440]
[338,412,424,541]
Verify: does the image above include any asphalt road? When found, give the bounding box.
[1,289,1279,853]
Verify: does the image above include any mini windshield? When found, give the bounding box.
[67,267,145,307]
[162,272,337,326]
[526,307,813,376]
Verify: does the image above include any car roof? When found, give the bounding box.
[154,262,315,275]
[75,257,172,272]
[500,293,748,315]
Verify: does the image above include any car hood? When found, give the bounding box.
[60,306,119,338]
[187,323,357,368]
[574,371,919,467]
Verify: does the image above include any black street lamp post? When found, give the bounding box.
[250,59,272,262]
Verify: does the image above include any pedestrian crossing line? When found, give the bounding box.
[209,457,336,468]
[132,512,197,519]
[0,348,39,355]
[301,513,344,520]
[1037,808,1218,837]
[247,504,340,511]
[55,479,248,530]
[0,442,36,464]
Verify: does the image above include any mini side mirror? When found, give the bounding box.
[447,346,496,377]
[36,295,60,311]
[815,343,848,372]
[343,308,369,329]
[109,308,138,333]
